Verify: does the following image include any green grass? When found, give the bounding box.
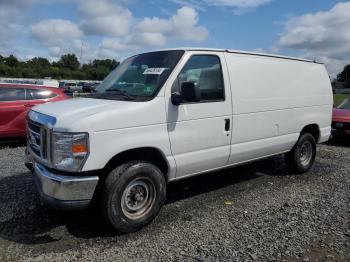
[334,94,350,106]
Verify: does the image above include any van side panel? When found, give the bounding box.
[226,54,332,113]
[225,53,332,164]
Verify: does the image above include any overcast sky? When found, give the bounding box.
[0,0,349,76]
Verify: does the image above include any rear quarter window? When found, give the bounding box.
[0,87,26,101]
[28,88,57,100]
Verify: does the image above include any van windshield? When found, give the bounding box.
[93,50,184,101]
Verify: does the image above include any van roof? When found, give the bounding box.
[150,47,320,64]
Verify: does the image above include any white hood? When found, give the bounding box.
[32,97,166,132]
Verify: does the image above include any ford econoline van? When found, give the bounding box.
[25,48,332,232]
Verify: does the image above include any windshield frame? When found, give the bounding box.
[93,50,185,102]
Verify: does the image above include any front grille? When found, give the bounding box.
[27,120,48,160]
[331,121,350,130]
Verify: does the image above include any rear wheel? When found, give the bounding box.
[101,161,166,233]
[285,133,316,174]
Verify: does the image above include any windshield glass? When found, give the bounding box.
[94,50,184,101]
[338,99,350,110]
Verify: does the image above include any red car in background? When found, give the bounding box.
[331,98,350,140]
[0,83,68,139]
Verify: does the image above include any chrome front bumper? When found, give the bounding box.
[28,157,99,210]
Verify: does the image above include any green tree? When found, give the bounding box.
[0,63,10,76]
[27,57,51,68]
[92,59,119,70]
[337,65,350,82]
[57,54,80,71]
[337,65,350,88]
[4,54,19,67]
[0,53,119,80]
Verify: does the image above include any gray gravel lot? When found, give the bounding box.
[0,141,349,261]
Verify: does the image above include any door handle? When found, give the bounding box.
[225,118,230,132]
[24,104,33,108]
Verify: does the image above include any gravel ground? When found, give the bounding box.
[0,141,349,261]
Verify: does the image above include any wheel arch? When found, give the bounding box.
[103,147,170,181]
[300,124,320,143]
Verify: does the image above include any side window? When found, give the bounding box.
[28,89,57,100]
[0,88,25,101]
[178,55,224,102]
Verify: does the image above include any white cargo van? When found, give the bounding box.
[25,48,332,232]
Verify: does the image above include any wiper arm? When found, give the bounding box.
[85,90,135,101]
[104,89,135,100]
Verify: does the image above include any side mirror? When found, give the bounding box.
[171,82,201,105]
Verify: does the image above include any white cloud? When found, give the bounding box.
[205,0,272,8]
[96,6,208,59]
[31,19,84,59]
[78,0,133,37]
[170,0,207,11]
[80,3,207,54]
[278,2,350,76]
[100,38,130,52]
[32,19,83,46]
[95,37,134,59]
[45,39,85,59]
[0,0,40,54]
[138,17,170,33]
[170,6,208,41]
[25,2,207,62]
[171,0,273,13]
[136,6,208,42]
[129,32,167,46]
[0,1,67,58]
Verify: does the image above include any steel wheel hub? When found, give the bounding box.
[299,141,312,166]
[121,177,156,220]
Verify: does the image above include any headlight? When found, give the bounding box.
[51,132,89,172]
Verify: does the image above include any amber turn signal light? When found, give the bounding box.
[72,144,88,154]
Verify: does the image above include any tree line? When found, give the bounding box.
[337,65,350,88]
[1,52,349,85]
[0,53,119,80]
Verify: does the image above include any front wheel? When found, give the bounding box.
[101,161,166,233]
[285,133,316,174]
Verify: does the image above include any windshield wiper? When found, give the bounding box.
[85,90,135,101]
[104,89,135,100]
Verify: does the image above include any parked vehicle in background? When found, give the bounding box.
[0,77,59,88]
[25,48,332,233]
[82,82,99,93]
[63,81,80,92]
[0,83,68,138]
[331,98,350,139]
[59,81,66,88]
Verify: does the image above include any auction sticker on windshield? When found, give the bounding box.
[143,68,166,75]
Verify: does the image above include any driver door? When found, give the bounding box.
[165,52,232,178]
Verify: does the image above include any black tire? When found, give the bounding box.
[101,161,166,233]
[285,133,316,174]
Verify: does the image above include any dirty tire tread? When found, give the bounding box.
[285,133,316,174]
[100,161,166,233]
